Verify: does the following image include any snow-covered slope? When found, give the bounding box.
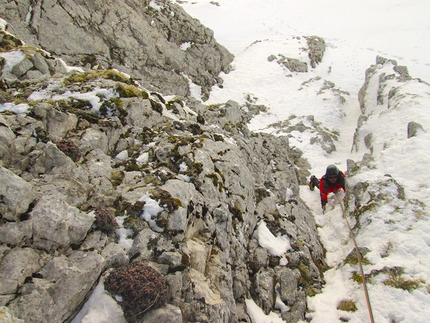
[180,1,430,322]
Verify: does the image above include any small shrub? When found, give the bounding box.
[55,139,81,162]
[94,207,119,234]
[104,262,168,322]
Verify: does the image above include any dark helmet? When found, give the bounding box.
[325,164,339,178]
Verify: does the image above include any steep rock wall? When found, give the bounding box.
[0,0,233,101]
[0,28,326,323]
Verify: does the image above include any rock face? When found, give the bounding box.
[0,0,234,101]
[268,35,326,73]
[0,7,326,323]
[352,55,424,154]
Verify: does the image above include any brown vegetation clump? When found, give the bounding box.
[94,207,119,234]
[104,262,168,322]
[55,139,82,162]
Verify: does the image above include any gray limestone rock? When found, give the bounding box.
[0,248,41,295]
[0,220,32,246]
[407,121,425,138]
[306,36,326,68]
[283,58,308,73]
[141,303,183,323]
[1,0,233,99]
[31,197,95,252]
[8,251,105,323]
[0,166,35,221]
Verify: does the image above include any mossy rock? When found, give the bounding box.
[63,69,133,86]
[34,126,50,143]
[116,200,146,218]
[205,173,223,192]
[115,83,149,98]
[148,187,182,213]
[150,99,163,114]
[0,31,24,51]
[111,170,124,187]
[99,97,128,124]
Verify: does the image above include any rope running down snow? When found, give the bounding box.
[335,191,375,323]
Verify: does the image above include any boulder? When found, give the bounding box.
[0,166,35,221]
[31,197,95,252]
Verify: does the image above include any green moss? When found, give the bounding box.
[0,31,24,51]
[213,134,224,142]
[116,200,145,219]
[213,164,225,183]
[229,201,244,222]
[63,69,133,86]
[337,299,357,312]
[183,162,203,177]
[344,254,371,266]
[111,170,124,187]
[150,99,163,114]
[63,71,94,85]
[34,126,50,143]
[155,216,168,230]
[351,272,363,284]
[53,99,100,124]
[143,174,161,185]
[149,187,182,213]
[255,187,270,204]
[295,239,304,247]
[165,97,183,111]
[115,83,149,98]
[206,104,221,111]
[99,97,128,123]
[297,263,311,280]
[352,268,377,285]
[205,173,223,192]
[125,161,140,172]
[81,54,102,69]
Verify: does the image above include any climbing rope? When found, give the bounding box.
[335,191,375,323]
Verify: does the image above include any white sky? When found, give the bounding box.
[2,1,430,322]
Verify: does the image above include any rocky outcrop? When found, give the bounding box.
[352,56,426,154]
[267,35,326,73]
[0,0,234,101]
[0,11,325,323]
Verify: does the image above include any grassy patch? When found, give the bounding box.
[337,299,357,312]
[383,270,424,292]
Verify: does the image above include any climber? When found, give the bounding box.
[319,164,346,213]
[309,164,346,212]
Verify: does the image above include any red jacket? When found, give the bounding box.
[319,171,346,206]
